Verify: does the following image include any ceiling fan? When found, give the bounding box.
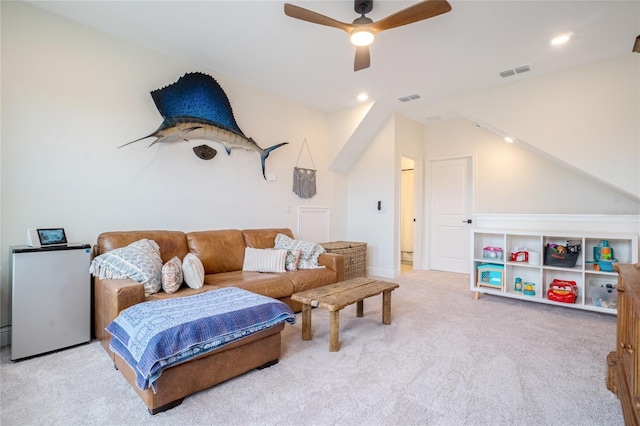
[284,0,452,72]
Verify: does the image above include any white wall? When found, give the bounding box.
[0,2,347,327]
[444,54,640,199]
[347,116,396,277]
[425,118,640,215]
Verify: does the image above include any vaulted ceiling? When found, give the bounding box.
[27,0,640,124]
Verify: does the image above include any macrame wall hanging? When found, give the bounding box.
[293,139,317,199]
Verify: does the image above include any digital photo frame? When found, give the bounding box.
[27,228,67,247]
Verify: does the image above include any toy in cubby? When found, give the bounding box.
[514,277,523,292]
[523,282,536,296]
[547,279,578,303]
[586,240,618,272]
[476,264,504,290]
[513,277,536,295]
[482,246,503,261]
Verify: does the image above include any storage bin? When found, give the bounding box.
[544,243,580,268]
[588,278,617,309]
[320,241,367,280]
[476,264,504,290]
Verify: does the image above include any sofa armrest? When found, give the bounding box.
[318,253,345,282]
[94,277,145,359]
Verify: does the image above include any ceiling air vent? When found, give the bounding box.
[399,94,421,102]
[424,115,443,123]
[499,69,515,78]
[500,64,531,78]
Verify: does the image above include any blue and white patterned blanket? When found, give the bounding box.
[106,287,296,391]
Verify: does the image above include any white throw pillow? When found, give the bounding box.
[89,238,163,295]
[182,253,205,289]
[242,247,287,273]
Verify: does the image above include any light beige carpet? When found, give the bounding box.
[0,270,623,425]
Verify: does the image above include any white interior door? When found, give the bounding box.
[429,157,473,273]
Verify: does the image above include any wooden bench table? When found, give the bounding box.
[291,277,399,352]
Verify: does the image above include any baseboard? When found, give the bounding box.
[368,267,394,279]
[1,326,11,348]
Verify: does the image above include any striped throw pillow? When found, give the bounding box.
[242,248,287,273]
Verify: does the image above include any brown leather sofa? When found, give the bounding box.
[92,227,344,414]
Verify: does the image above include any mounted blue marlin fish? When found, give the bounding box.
[119,72,288,179]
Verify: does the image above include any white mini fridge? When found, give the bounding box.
[11,244,92,360]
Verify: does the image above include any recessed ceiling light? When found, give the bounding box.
[551,34,571,46]
[357,93,369,101]
[504,136,514,143]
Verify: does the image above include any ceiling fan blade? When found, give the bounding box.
[284,3,353,33]
[354,46,371,71]
[372,0,452,32]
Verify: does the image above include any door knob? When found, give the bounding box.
[462,219,472,224]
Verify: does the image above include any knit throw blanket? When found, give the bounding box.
[106,287,296,391]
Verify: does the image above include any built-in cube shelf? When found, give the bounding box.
[471,230,638,314]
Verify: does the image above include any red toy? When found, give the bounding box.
[547,279,578,303]
[510,250,529,262]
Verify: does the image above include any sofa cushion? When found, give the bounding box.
[183,253,205,289]
[274,233,326,269]
[204,271,295,300]
[146,284,218,301]
[242,248,287,273]
[95,231,188,264]
[286,268,339,293]
[186,230,245,274]
[90,238,163,295]
[161,256,183,294]
[242,228,294,249]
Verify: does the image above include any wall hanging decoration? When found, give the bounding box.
[292,139,317,199]
[119,72,287,179]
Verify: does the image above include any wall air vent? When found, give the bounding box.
[500,64,531,78]
[398,94,421,102]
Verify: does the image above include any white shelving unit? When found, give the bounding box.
[471,230,638,315]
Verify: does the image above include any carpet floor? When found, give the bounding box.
[0,270,623,425]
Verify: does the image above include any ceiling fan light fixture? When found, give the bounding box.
[350,30,374,47]
[284,0,452,71]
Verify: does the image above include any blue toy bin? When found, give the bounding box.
[476,264,504,289]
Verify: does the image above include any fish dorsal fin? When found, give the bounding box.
[150,72,244,136]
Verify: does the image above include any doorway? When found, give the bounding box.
[400,157,415,274]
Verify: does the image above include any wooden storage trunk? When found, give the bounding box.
[320,241,367,280]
